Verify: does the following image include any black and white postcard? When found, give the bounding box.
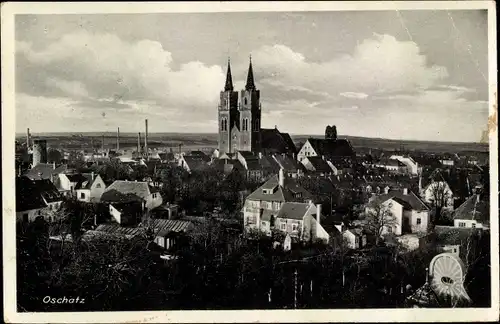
[2,1,498,323]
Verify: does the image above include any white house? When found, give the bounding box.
[75,172,106,202]
[342,227,367,249]
[367,188,431,236]
[452,192,488,229]
[390,155,419,175]
[101,180,163,210]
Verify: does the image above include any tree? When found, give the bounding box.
[427,181,453,225]
[363,200,397,245]
[47,148,63,164]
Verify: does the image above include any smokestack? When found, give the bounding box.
[137,132,141,154]
[26,128,30,148]
[145,119,149,160]
[279,168,285,187]
[102,134,105,152]
[403,188,408,195]
[117,127,120,151]
[91,172,95,181]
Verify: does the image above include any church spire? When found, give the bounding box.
[224,57,234,91]
[245,55,256,90]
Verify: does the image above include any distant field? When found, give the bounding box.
[15,132,489,154]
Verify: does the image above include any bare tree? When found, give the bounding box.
[427,181,453,225]
[364,200,397,245]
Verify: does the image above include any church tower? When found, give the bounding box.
[239,56,261,152]
[218,58,239,155]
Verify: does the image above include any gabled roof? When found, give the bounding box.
[261,128,297,154]
[74,173,101,190]
[238,151,258,160]
[305,156,332,173]
[373,189,429,211]
[306,138,355,158]
[246,174,312,203]
[277,202,311,220]
[151,219,194,236]
[101,180,153,203]
[24,163,68,180]
[452,194,489,223]
[66,173,87,183]
[273,154,304,172]
[181,155,209,171]
[16,176,63,212]
[259,155,281,172]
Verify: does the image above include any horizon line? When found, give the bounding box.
[14,131,488,145]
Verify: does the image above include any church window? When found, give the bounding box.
[244,98,248,105]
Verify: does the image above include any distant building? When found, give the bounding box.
[297,130,355,163]
[217,58,296,156]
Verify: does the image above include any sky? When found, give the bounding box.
[15,10,489,142]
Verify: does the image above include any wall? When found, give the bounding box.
[109,204,122,224]
[342,231,356,249]
[146,192,163,210]
[410,210,429,233]
[297,140,318,162]
[89,175,106,201]
[380,199,403,236]
[276,218,303,237]
[16,208,43,223]
[453,218,484,229]
[76,189,91,202]
[243,199,261,231]
[58,174,72,192]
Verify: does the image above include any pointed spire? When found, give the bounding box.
[245,54,256,90]
[224,57,233,91]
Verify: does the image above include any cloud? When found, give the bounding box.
[340,92,369,99]
[16,30,225,109]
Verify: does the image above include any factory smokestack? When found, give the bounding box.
[137,132,141,154]
[101,134,105,152]
[145,119,148,161]
[26,128,30,148]
[117,127,120,151]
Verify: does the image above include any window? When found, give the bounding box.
[80,192,85,199]
[95,183,101,188]
[416,218,422,225]
[472,223,476,228]
[244,98,248,105]
[387,226,393,233]
[459,222,466,228]
[280,223,286,231]
[292,223,299,232]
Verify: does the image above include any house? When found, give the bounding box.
[300,156,335,176]
[452,191,489,229]
[178,155,209,173]
[342,227,367,250]
[75,172,106,202]
[272,153,305,178]
[236,151,264,181]
[297,136,355,163]
[367,188,430,236]
[109,201,145,225]
[389,155,419,175]
[260,128,298,156]
[101,180,163,210]
[373,158,408,174]
[243,168,313,233]
[150,219,194,250]
[16,176,64,223]
[24,162,68,182]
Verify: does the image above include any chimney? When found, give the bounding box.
[279,168,285,187]
[316,204,321,226]
[425,267,429,284]
[384,187,389,194]
[258,152,263,159]
[403,188,408,195]
[26,128,30,148]
[137,132,141,154]
[322,155,325,161]
[117,127,120,151]
[91,172,95,181]
[53,161,56,170]
[145,119,148,160]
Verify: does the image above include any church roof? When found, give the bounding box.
[224,58,233,91]
[261,128,297,154]
[306,138,355,158]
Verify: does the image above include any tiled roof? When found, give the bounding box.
[24,163,68,180]
[261,128,297,154]
[182,156,209,171]
[93,223,144,238]
[246,160,262,171]
[433,225,480,245]
[246,174,312,203]
[277,202,311,220]
[259,155,281,172]
[16,176,63,212]
[452,195,489,223]
[373,189,429,211]
[101,180,152,203]
[307,138,355,158]
[273,154,304,172]
[74,173,99,190]
[306,156,333,173]
[151,219,193,236]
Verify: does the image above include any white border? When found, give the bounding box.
[2,1,498,323]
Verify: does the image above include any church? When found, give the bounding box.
[216,58,296,157]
